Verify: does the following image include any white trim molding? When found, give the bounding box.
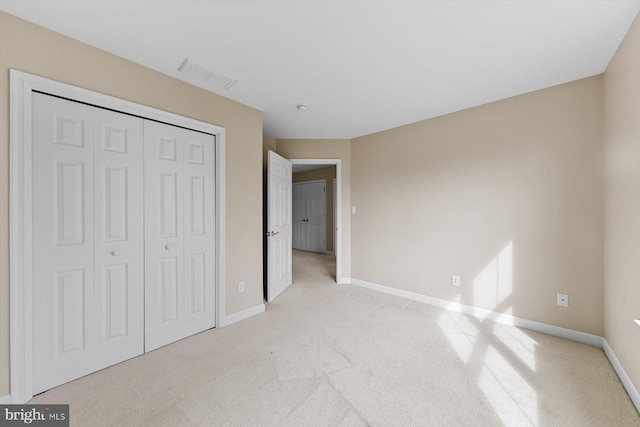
[222,304,266,327]
[0,395,11,404]
[603,339,640,414]
[9,69,227,404]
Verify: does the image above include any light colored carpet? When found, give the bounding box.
[32,250,640,426]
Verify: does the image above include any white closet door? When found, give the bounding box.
[32,93,144,394]
[144,120,216,351]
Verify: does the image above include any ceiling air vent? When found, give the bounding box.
[178,59,237,91]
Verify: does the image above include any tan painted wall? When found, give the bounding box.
[0,12,264,397]
[603,12,640,395]
[275,139,351,279]
[293,166,337,252]
[351,76,604,336]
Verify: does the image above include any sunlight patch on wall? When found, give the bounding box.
[473,242,513,313]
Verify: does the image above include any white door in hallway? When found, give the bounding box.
[293,180,326,253]
[144,120,216,351]
[32,93,144,394]
[267,150,292,302]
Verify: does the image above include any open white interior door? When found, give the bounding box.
[267,150,292,302]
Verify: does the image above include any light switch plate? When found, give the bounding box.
[451,275,461,287]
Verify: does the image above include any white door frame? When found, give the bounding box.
[289,159,343,282]
[9,69,227,404]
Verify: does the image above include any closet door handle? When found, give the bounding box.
[110,251,119,256]
[164,245,172,251]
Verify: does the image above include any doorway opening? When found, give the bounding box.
[290,160,341,285]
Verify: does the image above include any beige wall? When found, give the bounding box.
[603,12,640,396]
[351,76,604,336]
[0,12,264,397]
[293,166,337,252]
[275,139,351,279]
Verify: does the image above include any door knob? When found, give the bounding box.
[110,251,119,256]
[266,231,280,237]
[164,245,172,251]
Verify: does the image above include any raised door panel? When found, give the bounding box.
[160,172,179,238]
[32,93,96,394]
[55,269,87,355]
[160,256,179,322]
[54,160,85,245]
[104,264,128,340]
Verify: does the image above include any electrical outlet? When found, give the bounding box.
[557,293,568,307]
[238,281,245,293]
[451,275,461,287]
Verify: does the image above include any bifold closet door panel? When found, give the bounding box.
[93,107,145,368]
[31,93,144,394]
[182,126,216,338]
[144,120,216,352]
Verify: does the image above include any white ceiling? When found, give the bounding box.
[1,1,639,139]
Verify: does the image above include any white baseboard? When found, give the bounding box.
[603,339,640,414]
[0,394,10,404]
[337,277,352,285]
[221,303,265,327]
[348,278,603,347]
